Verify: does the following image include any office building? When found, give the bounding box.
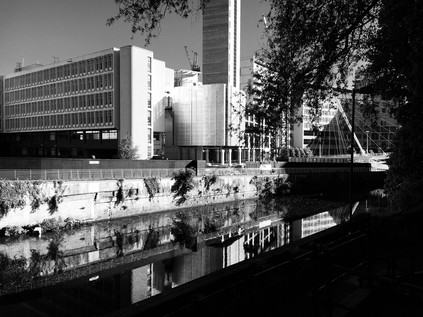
[164,0,245,164]
[0,46,173,159]
[202,0,240,89]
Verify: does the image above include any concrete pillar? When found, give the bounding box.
[252,148,256,162]
[247,148,251,162]
[205,149,210,162]
[228,149,232,166]
[238,147,242,165]
[221,149,225,164]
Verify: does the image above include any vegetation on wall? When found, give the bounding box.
[250,175,292,199]
[0,180,65,219]
[144,177,161,200]
[171,169,196,206]
[115,179,125,206]
[47,181,66,215]
[202,174,219,192]
[0,180,28,219]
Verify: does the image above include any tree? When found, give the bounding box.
[119,135,139,159]
[365,0,423,211]
[107,0,209,45]
[254,0,423,211]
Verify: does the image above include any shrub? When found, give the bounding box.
[47,180,66,215]
[0,181,27,219]
[144,177,160,200]
[202,174,219,192]
[171,169,195,206]
[115,179,125,205]
[40,218,62,233]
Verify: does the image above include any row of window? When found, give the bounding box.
[5,92,113,117]
[5,110,114,131]
[5,73,113,103]
[5,54,114,90]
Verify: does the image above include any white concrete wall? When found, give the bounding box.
[152,59,166,132]
[119,46,151,159]
[0,175,266,229]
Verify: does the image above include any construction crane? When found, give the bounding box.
[184,46,200,72]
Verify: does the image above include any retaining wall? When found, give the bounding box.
[0,171,385,230]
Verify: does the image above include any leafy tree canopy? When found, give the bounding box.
[107,0,209,44]
[119,135,139,159]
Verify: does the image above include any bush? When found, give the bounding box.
[171,169,195,206]
[144,177,160,200]
[0,181,27,219]
[40,218,62,233]
[202,174,219,192]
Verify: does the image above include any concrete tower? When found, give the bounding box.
[202,0,241,89]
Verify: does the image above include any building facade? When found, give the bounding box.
[293,95,399,156]
[163,0,245,164]
[202,0,240,89]
[0,46,173,159]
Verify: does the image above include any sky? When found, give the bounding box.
[0,0,270,75]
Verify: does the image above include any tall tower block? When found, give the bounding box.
[202,0,241,89]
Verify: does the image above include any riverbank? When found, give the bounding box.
[0,170,385,233]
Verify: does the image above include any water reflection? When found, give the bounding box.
[0,193,387,316]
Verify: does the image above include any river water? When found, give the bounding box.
[0,192,388,316]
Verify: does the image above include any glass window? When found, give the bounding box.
[147,56,152,73]
[147,75,152,90]
[148,93,152,108]
[92,130,100,140]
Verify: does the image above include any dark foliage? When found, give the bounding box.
[107,0,209,45]
[171,169,195,206]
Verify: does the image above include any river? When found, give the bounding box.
[0,191,388,316]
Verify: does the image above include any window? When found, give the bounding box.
[148,93,152,108]
[147,56,152,72]
[107,110,113,124]
[147,75,152,90]
[98,111,103,125]
[108,92,113,106]
[148,128,152,144]
[147,110,152,125]
[153,132,160,141]
[108,73,113,88]
[102,130,117,140]
[92,130,100,140]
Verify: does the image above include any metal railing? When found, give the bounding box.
[0,168,185,181]
[0,166,375,181]
[202,166,372,176]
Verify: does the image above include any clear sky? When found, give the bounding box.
[0,0,269,75]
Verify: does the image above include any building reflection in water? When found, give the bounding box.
[1,196,386,316]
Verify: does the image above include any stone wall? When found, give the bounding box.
[0,174,262,229]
